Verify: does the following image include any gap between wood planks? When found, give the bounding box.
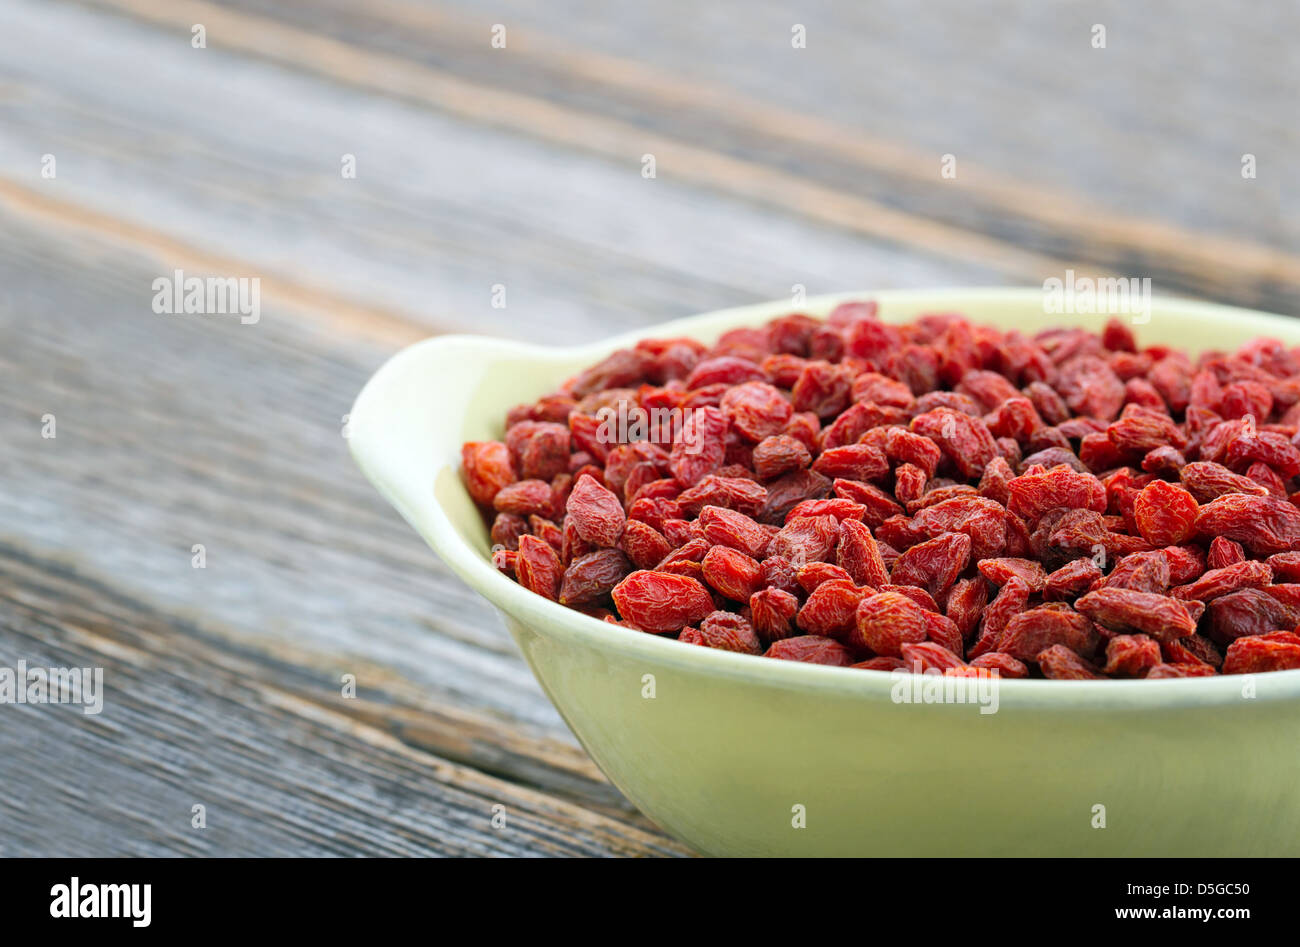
[74,0,1092,280]
[0,542,692,853]
[215,0,1299,288]
[0,537,620,814]
[79,0,1300,307]
[0,177,434,349]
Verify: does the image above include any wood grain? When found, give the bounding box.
[80,0,1300,312]
[1,0,1005,348]
[0,209,689,855]
[0,0,1293,856]
[0,542,692,857]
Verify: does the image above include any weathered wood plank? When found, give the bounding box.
[1,0,1005,349]
[414,0,1295,253]
[77,0,1300,312]
[0,210,689,854]
[0,211,548,739]
[0,544,690,856]
[1,0,1292,857]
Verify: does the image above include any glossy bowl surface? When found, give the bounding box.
[350,289,1300,856]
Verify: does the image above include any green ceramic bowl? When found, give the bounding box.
[349,288,1300,856]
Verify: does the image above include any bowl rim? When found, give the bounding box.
[350,287,1300,710]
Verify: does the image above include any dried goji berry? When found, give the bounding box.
[1206,588,1300,644]
[1146,662,1218,677]
[528,515,564,553]
[462,441,517,506]
[559,549,631,605]
[833,478,903,527]
[669,399,729,476]
[1037,644,1104,679]
[686,355,765,390]
[750,587,800,643]
[852,591,928,656]
[970,576,1031,658]
[968,652,1029,678]
[658,537,711,571]
[698,505,771,559]
[1162,544,1207,584]
[890,531,972,600]
[1107,411,1188,456]
[910,496,1008,560]
[881,583,940,613]
[998,607,1099,662]
[836,518,890,588]
[1075,588,1197,642]
[883,427,944,478]
[945,576,990,640]
[1102,634,1162,676]
[769,514,840,564]
[1267,551,1300,581]
[661,518,696,547]
[721,381,792,442]
[765,635,853,665]
[1161,633,1223,669]
[1044,558,1103,600]
[566,473,626,547]
[812,444,889,482]
[758,469,832,524]
[787,498,867,523]
[852,656,907,672]
[567,348,652,397]
[910,408,999,479]
[1141,444,1186,477]
[977,557,1047,592]
[1007,463,1107,526]
[620,519,674,570]
[1102,550,1171,594]
[795,561,854,594]
[760,554,801,596]
[900,641,967,673]
[466,303,1300,678]
[1222,631,1300,674]
[791,360,853,418]
[493,479,555,518]
[851,371,914,409]
[1207,536,1247,570]
[977,455,1015,506]
[1194,493,1300,555]
[893,464,927,507]
[1179,461,1269,503]
[820,402,898,450]
[752,434,812,480]
[797,579,867,639]
[1132,479,1198,546]
[685,611,762,654]
[516,534,564,601]
[490,512,529,551]
[492,547,517,577]
[1171,560,1272,602]
[676,474,768,518]
[1057,355,1125,422]
[701,544,764,602]
[507,420,572,481]
[610,570,715,634]
[923,611,965,655]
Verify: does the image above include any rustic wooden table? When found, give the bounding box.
[0,0,1293,856]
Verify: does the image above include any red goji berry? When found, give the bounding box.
[852,591,928,657]
[610,570,715,634]
[765,635,853,665]
[465,303,1300,678]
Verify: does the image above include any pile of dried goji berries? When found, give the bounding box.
[462,301,1300,679]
